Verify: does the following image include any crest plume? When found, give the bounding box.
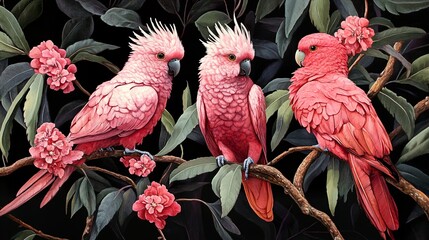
[129,18,180,51]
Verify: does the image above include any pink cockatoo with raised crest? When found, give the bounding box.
[197,19,274,222]
[289,33,399,239]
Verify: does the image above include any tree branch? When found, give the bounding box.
[268,146,321,166]
[293,150,321,195]
[82,165,137,189]
[6,214,68,240]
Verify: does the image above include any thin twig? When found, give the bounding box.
[6,214,68,240]
[293,150,321,195]
[83,165,137,189]
[73,79,91,97]
[268,146,321,166]
[348,54,364,71]
[364,0,368,19]
[157,227,167,240]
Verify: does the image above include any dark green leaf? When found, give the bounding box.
[255,0,284,22]
[54,100,86,127]
[257,60,283,87]
[409,53,429,76]
[0,31,23,57]
[397,164,429,195]
[66,39,120,60]
[66,178,82,215]
[1,87,25,128]
[101,8,143,30]
[182,81,192,111]
[207,201,241,235]
[118,188,136,226]
[276,8,305,58]
[0,74,35,162]
[12,0,43,29]
[284,128,317,146]
[79,177,96,215]
[96,187,118,204]
[72,51,119,74]
[85,170,111,191]
[117,0,146,10]
[349,64,373,83]
[399,125,429,163]
[219,164,242,217]
[309,0,330,33]
[76,0,107,15]
[61,16,94,49]
[136,177,150,196]
[271,100,293,151]
[265,89,289,120]
[326,10,341,35]
[170,157,217,183]
[372,27,426,49]
[0,51,20,61]
[55,0,91,18]
[23,74,43,145]
[377,87,415,139]
[187,0,223,23]
[381,45,412,73]
[284,0,310,38]
[332,0,358,18]
[374,0,429,15]
[0,62,33,99]
[211,164,230,197]
[326,157,339,215]
[161,109,175,134]
[338,158,353,202]
[38,84,51,124]
[263,78,290,93]
[195,11,231,40]
[0,6,30,52]
[90,191,123,240]
[364,48,388,60]
[157,0,180,14]
[11,230,36,240]
[157,104,198,156]
[369,17,394,29]
[303,153,329,191]
[253,39,281,60]
[237,0,248,18]
[70,178,84,217]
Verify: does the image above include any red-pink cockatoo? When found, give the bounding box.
[197,19,274,222]
[0,20,184,216]
[289,33,399,239]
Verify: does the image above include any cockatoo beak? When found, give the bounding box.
[168,58,181,77]
[295,50,305,67]
[239,59,251,76]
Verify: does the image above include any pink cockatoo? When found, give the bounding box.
[289,33,399,239]
[0,20,184,216]
[197,19,274,221]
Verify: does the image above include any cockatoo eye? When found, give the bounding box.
[156,52,165,59]
[227,54,237,61]
[309,45,317,51]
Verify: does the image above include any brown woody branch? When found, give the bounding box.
[293,150,321,195]
[6,214,68,240]
[82,165,137,189]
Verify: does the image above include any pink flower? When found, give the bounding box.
[334,16,375,56]
[29,123,83,178]
[29,40,77,93]
[120,155,156,177]
[132,181,181,229]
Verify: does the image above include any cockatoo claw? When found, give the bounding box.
[215,155,227,167]
[243,157,254,180]
[124,148,154,160]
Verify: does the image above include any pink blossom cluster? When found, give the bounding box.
[29,123,83,178]
[334,16,375,56]
[120,155,156,177]
[132,181,181,229]
[29,40,77,93]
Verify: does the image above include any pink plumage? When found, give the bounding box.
[289,33,399,239]
[197,19,274,221]
[69,20,184,155]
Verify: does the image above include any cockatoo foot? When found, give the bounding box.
[313,144,328,152]
[215,155,227,167]
[124,148,154,160]
[243,157,254,179]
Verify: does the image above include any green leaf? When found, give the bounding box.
[96,187,118,204]
[0,6,30,52]
[11,230,36,240]
[212,164,230,198]
[271,100,293,151]
[364,48,389,60]
[397,164,429,195]
[136,177,150,196]
[410,54,429,76]
[0,62,33,99]
[23,74,43,145]
[326,157,339,215]
[90,191,123,240]
[157,0,180,14]
[79,177,97,215]
[369,17,394,29]
[54,100,86,128]
[338,159,353,202]
[0,74,35,162]
[157,104,198,156]
[12,0,43,29]
[66,39,120,60]
[182,81,192,111]
[332,0,358,17]
[61,16,94,49]
[118,188,136,226]
[66,178,82,215]
[219,164,242,217]
[195,11,231,40]
[265,89,289,121]
[255,0,284,22]
[70,178,84,218]
[170,157,217,183]
[206,201,235,240]
[326,10,341,35]
[284,0,310,38]
[399,125,429,163]
[372,27,426,49]
[187,0,224,23]
[117,0,146,10]
[376,87,415,139]
[309,0,330,33]
[72,51,119,74]
[0,31,22,56]
[161,109,175,134]
[262,78,290,93]
[76,0,107,15]
[374,0,429,15]
[101,8,143,30]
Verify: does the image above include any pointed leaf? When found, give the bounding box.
[90,191,123,240]
[284,0,310,38]
[38,84,51,124]
[399,125,429,163]
[13,0,43,29]
[207,201,241,235]
[326,157,339,215]
[61,16,94,49]
[11,230,36,240]
[117,0,146,10]
[284,128,317,146]
[70,178,84,218]
[76,0,107,15]
[161,109,175,134]
[101,8,143,30]
[79,177,96,215]
[66,39,120,60]
[0,62,33,99]
[0,6,30,52]
[374,0,429,15]
[326,10,341,35]
[72,51,119,74]
[188,0,224,23]
[364,48,388,60]
[66,178,82,215]
[253,39,281,60]
[372,27,426,49]
[271,100,293,150]
[157,104,198,156]
[219,164,242,217]
[369,17,394,29]
[265,89,289,121]
[54,100,86,127]
[397,164,429,195]
[182,81,192,111]
[195,11,231,40]
[96,187,118,204]
[55,0,91,18]
[118,188,137,226]
[377,87,415,139]
[263,78,290,93]
[0,31,22,56]
[157,0,180,14]
[255,0,284,22]
[257,60,283,87]
[332,0,358,18]
[23,74,44,144]
[211,165,231,198]
[170,157,217,183]
[410,53,429,76]
[309,0,330,33]
[136,177,150,196]
[338,159,354,202]
[303,153,329,191]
